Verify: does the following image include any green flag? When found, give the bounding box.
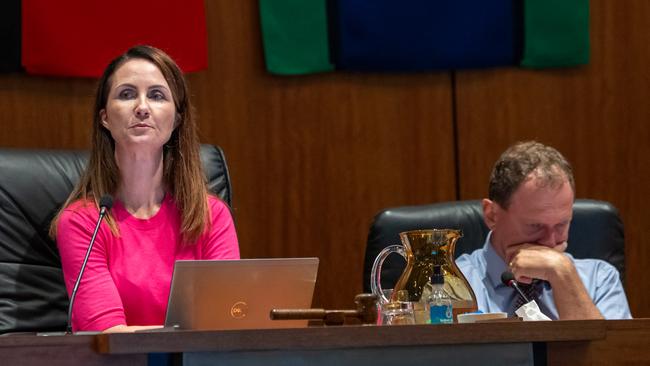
[259,0,334,75]
[521,0,590,68]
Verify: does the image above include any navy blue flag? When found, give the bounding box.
[332,0,519,71]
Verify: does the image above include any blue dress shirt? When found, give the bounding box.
[455,232,632,320]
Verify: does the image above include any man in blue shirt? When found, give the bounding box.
[456,141,631,320]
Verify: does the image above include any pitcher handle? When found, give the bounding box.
[370,244,406,304]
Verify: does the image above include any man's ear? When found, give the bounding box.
[99,110,108,128]
[482,198,498,230]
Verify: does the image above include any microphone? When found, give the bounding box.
[65,194,113,334]
[501,271,530,304]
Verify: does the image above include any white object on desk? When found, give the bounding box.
[515,301,552,321]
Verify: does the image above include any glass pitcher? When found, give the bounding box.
[370,229,478,322]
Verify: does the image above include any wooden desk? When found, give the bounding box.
[3,320,649,365]
[96,320,605,366]
[96,320,605,353]
[0,333,144,366]
[547,319,650,365]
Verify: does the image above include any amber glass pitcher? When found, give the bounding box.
[370,229,478,323]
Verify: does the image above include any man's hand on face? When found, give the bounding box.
[505,242,571,284]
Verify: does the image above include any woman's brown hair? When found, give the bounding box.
[50,45,209,243]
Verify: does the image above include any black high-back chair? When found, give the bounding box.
[0,145,232,334]
[363,199,625,293]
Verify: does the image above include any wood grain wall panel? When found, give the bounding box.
[0,75,95,149]
[454,0,650,316]
[0,0,456,310]
[193,0,456,308]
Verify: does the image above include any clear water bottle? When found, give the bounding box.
[427,265,453,324]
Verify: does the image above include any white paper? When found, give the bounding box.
[515,300,552,321]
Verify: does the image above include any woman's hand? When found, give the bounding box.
[103,324,164,333]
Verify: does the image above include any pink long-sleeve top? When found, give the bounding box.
[56,194,240,331]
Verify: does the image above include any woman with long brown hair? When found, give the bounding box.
[52,45,239,332]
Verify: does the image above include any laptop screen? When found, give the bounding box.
[165,258,319,330]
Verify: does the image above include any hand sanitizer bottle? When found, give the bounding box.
[427,265,453,324]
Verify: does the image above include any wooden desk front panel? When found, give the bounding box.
[0,335,145,366]
[547,319,650,365]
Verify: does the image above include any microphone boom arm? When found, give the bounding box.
[65,195,112,334]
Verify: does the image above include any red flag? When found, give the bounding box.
[22,0,207,77]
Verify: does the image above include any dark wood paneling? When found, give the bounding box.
[192,0,456,308]
[0,0,456,309]
[0,0,647,321]
[454,0,650,316]
[0,75,95,148]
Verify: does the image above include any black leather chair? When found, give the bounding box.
[363,199,625,293]
[0,145,232,334]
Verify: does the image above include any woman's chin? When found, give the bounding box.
[116,136,166,150]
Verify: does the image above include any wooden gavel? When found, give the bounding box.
[270,293,378,326]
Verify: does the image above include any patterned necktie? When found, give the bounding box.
[513,280,545,310]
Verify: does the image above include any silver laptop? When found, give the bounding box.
[165,258,319,330]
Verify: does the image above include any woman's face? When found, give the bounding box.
[100,59,177,150]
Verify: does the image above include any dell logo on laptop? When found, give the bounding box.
[230,301,248,319]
